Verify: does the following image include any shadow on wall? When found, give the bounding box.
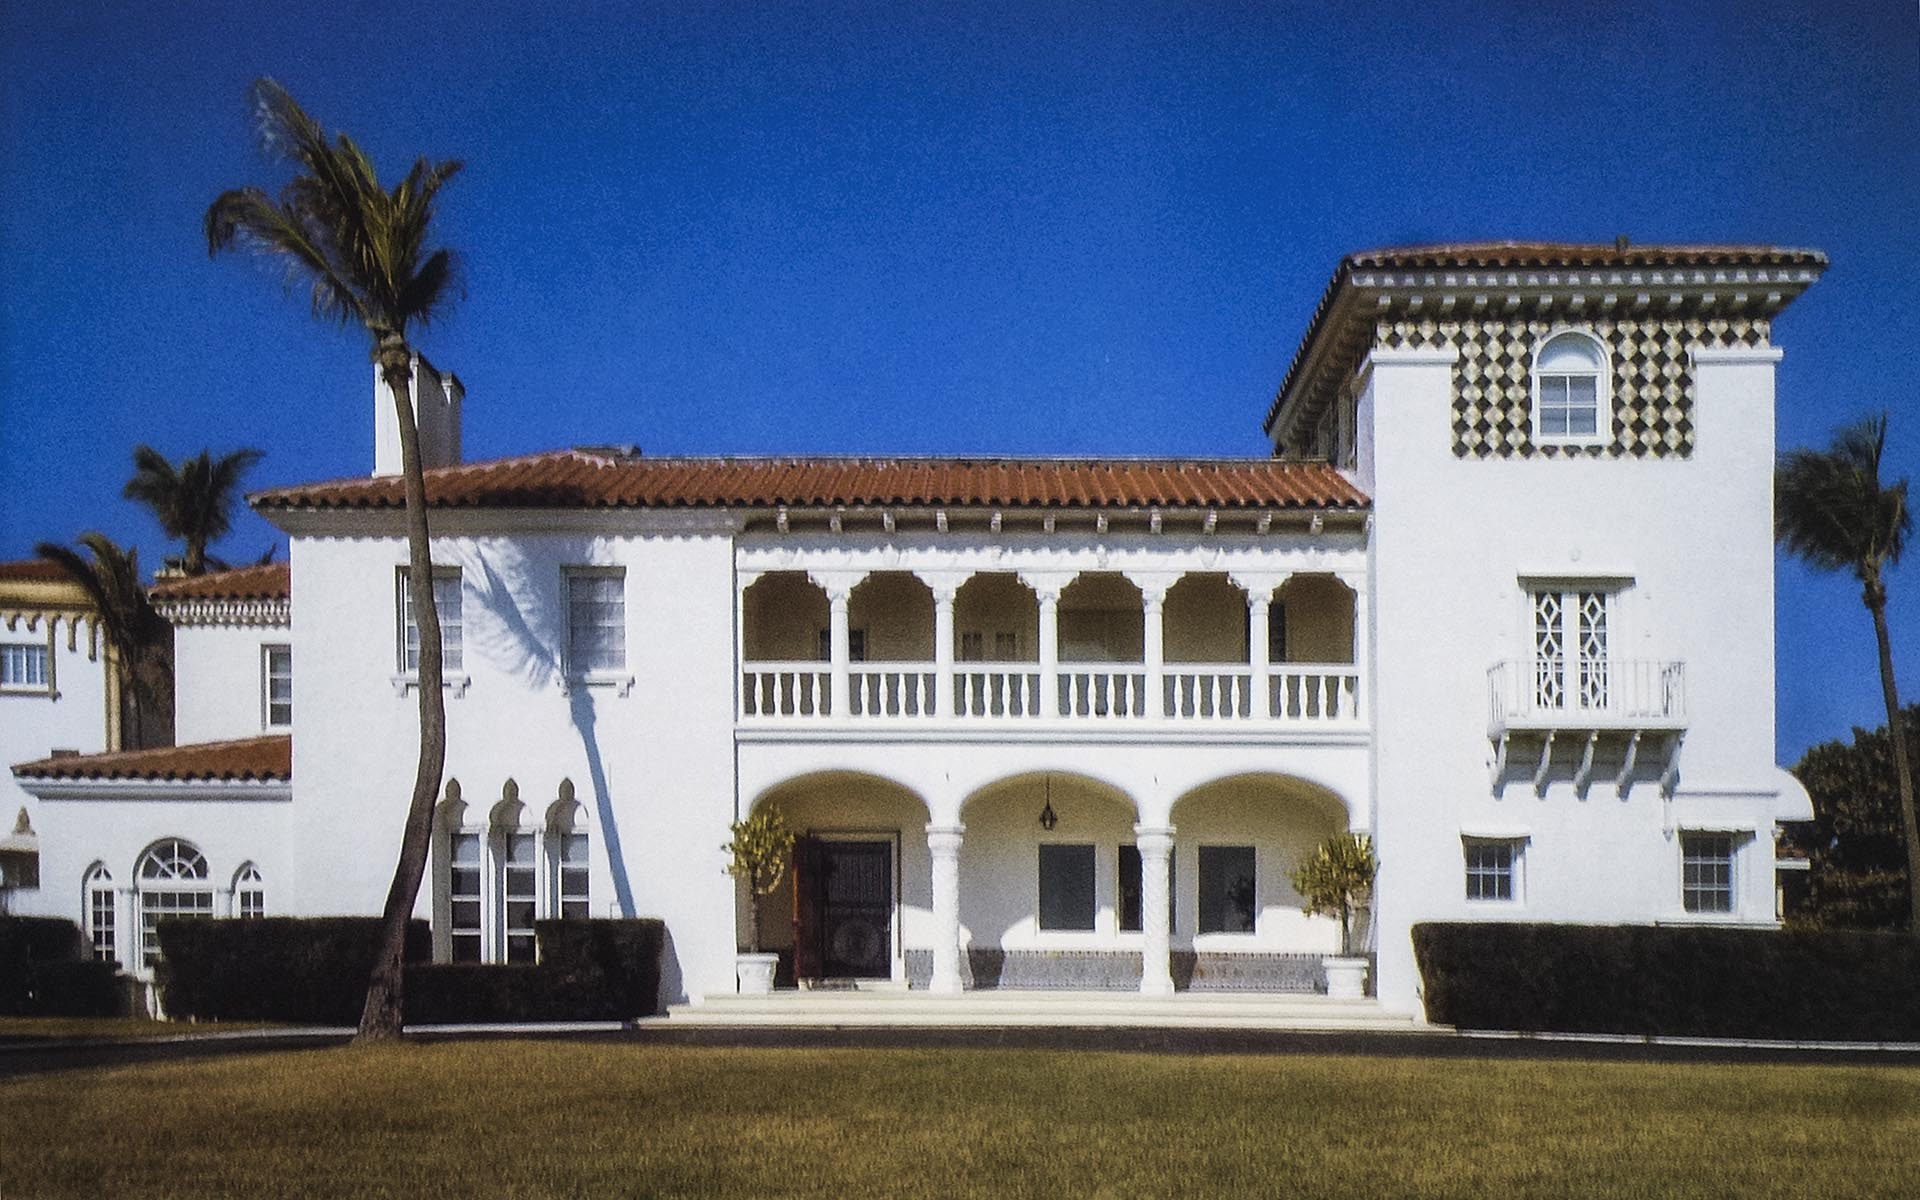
[466,550,677,998]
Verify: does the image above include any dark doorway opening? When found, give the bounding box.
[793,836,894,982]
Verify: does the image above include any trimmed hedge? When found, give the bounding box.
[0,915,123,1017]
[1413,922,1920,1040]
[157,918,432,1024]
[157,917,664,1025]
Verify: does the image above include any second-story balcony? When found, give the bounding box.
[739,568,1364,731]
[1487,657,1687,735]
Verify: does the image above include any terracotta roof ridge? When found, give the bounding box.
[150,561,290,600]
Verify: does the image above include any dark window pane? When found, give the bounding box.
[1038,844,1095,931]
[1118,846,1174,933]
[1199,845,1256,934]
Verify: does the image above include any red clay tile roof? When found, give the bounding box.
[149,562,290,602]
[253,453,1370,511]
[1345,242,1827,271]
[13,735,291,783]
[0,559,77,583]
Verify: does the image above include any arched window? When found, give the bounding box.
[135,838,213,968]
[83,864,115,963]
[548,793,589,920]
[496,808,538,964]
[1532,330,1608,443]
[233,863,265,919]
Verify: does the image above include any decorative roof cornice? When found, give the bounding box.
[153,595,291,629]
[1264,241,1828,450]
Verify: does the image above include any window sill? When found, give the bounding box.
[390,672,471,698]
[0,685,57,699]
[558,671,635,698]
[1532,435,1608,449]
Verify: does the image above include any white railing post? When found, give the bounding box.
[1036,589,1061,718]
[1247,593,1271,720]
[827,588,853,717]
[1141,584,1168,720]
[1340,571,1369,724]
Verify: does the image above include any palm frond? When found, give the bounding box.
[1777,413,1913,585]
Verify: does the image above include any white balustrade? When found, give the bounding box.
[849,664,939,718]
[740,663,831,718]
[1267,665,1363,722]
[1164,667,1254,719]
[954,668,1042,718]
[1058,668,1149,719]
[1488,658,1686,730]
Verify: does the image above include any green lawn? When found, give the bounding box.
[2,1041,1915,1198]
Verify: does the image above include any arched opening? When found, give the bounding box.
[547,784,589,920]
[848,573,936,717]
[1058,574,1146,718]
[741,572,828,662]
[232,863,265,919]
[953,573,1039,716]
[82,863,115,964]
[957,772,1142,988]
[491,784,536,964]
[1169,774,1352,971]
[749,772,932,987]
[1273,575,1356,665]
[1165,574,1248,664]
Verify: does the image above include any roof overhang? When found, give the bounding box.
[15,776,291,803]
[1265,246,1828,453]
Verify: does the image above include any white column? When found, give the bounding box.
[1247,591,1271,720]
[926,824,966,994]
[931,584,957,718]
[827,587,852,717]
[1036,589,1061,719]
[1141,586,1167,719]
[1136,824,1175,996]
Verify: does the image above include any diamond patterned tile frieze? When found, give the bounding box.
[1377,317,1770,459]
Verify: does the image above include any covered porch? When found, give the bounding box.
[741,767,1364,997]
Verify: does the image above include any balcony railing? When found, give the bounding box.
[741,660,1364,727]
[1488,658,1686,733]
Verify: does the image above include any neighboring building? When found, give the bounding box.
[12,244,1825,1017]
[0,559,120,915]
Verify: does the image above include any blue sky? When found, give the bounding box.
[0,1,1914,761]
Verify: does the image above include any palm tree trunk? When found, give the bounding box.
[1866,578,1920,933]
[357,341,449,1040]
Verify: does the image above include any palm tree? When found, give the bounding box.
[207,79,463,1039]
[35,534,174,750]
[123,445,264,576]
[1777,413,1916,930]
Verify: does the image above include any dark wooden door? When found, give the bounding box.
[791,836,824,981]
[819,840,893,979]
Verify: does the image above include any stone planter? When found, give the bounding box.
[735,952,780,995]
[1323,955,1369,1000]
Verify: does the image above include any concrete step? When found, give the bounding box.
[654,990,1427,1031]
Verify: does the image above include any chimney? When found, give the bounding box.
[373,354,464,478]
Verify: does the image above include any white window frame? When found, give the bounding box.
[1463,837,1524,904]
[394,567,469,695]
[1525,582,1627,715]
[84,863,116,964]
[261,644,292,728]
[1530,328,1610,447]
[563,567,633,694]
[0,638,53,696]
[1680,831,1741,916]
[437,795,592,964]
[135,838,215,971]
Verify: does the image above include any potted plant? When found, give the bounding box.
[723,805,795,994]
[1290,831,1378,999]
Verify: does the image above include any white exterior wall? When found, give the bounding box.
[0,618,112,916]
[172,623,289,744]
[1362,345,1804,1016]
[286,516,741,1003]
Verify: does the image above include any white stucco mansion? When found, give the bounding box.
[6,242,1825,1017]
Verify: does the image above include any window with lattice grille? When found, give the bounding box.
[1532,588,1611,712]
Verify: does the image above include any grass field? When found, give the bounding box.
[2,1041,1915,1198]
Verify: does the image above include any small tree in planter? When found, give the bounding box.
[1291,832,1378,998]
[723,806,795,993]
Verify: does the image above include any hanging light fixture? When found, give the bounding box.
[1039,773,1058,831]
